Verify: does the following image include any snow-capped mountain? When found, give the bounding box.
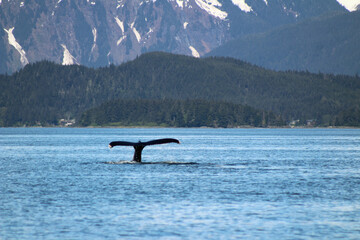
[0,0,355,73]
[337,0,360,11]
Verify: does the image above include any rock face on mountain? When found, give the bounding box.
[207,11,360,75]
[0,0,349,73]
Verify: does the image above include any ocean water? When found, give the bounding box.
[1,128,360,239]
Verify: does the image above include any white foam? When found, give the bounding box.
[189,46,200,58]
[263,0,268,5]
[231,0,252,13]
[194,0,227,20]
[104,160,196,165]
[105,160,138,164]
[4,27,29,66]
[183,22,188,29]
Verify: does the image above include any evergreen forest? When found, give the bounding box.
[0,52,360,127]
[79,99,285,127]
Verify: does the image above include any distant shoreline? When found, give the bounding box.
[2,125,359,129]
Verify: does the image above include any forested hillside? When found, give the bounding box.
[79,99,285,127]
[0,52,360,127]
[207,11,360,76]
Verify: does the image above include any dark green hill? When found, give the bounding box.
[79,99,284,127]
[207,11,360,76]
[0,52,360,127]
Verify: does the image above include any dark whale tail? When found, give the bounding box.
[109,138,180,162]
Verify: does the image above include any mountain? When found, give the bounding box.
[337,0,360,11]
[0,0,350,73]
[207,11,360,75]
[1,52,360,127]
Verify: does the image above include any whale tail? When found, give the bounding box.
[109,138,180,162]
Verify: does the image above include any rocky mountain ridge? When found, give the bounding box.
[0,0,354,73]
[207,10,360,75]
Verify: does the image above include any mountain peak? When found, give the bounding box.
[0,0,351,73]
[336,0,360,11]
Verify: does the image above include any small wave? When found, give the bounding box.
[218,165,247,169]
[103,160,137,164]
[146,161,198,165]
[103,161,197,165]
[80,162,94,165]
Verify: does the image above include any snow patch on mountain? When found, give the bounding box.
[115,17,125,33]
[169,0,190,8]
[117,35,126,46]
[140,0,157,6]
[86,0,96,5]
[116,1,124,8]
[281,5,299,18]
[114,16,126,45]
[54,0,63,10]
[4,27,29,66]
[107,51,112,64]
[92,28,97,43]
[336,0,360,11]
[176,0,184,8]
[61,44,78,65]
[189,46,200,58]
[231,0,252,13]
[194,0,228,20]
[91,28,97,53]
[130,22,141,43]
[147,28,154,35]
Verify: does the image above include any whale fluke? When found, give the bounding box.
[109,138,180,162]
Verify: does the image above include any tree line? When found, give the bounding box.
[0,52,359,127]
[79,99,285,127]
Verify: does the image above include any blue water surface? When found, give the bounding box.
[1,128,360,239]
